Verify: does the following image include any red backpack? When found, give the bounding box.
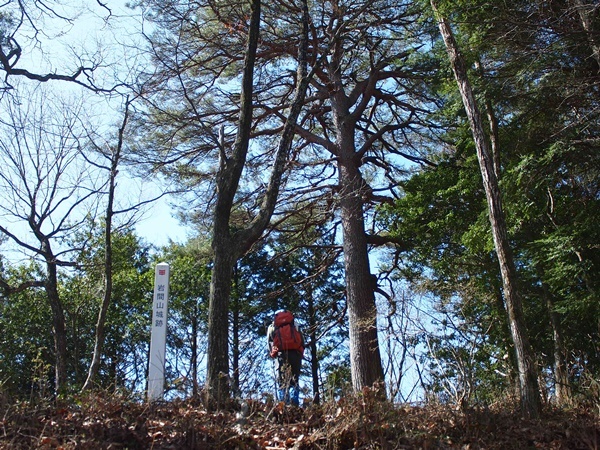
[272,310,303,354]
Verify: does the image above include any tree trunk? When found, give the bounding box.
[543,282,572,405]
[334,117,384,392]
[306,283,320,404]
[317,7,385,392]
[191,314,199,398]
[205,0,312,406]
[205,0,261,406]
[82,100,129,392]
[81,194,114,391]
[206,235,237,406]
[44,254,68,393]
[475,60,501,178]
[231,271,241,396]
[571,0,600,69]
[431,0,541,418]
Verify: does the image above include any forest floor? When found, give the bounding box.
[0,392,598,449]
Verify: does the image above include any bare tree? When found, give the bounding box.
[0,85,104,392]
[76,93,177,391]
[0,0,134,93]
[80,97,131,391]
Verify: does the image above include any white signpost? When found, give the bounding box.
[148,262,170,402]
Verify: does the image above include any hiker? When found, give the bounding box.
[267,310,304,406]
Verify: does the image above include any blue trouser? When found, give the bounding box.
[276,350,302,406]
[278,385,300,406]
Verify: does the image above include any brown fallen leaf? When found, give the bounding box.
[40,436,59,447]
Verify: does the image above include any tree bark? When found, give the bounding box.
[191,314,199,398]
[332,102,385,392]
[207,235,238,405]
[338,159,385,391]
[205,0,261,406]
[543,282,572,405]
[474,60,501,178]
[570,0,600,69]
[231,269,241,396]
[306,283,320,404]
[431,0,541,418]
[43,246,68,393]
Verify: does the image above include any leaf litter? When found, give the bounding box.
[0,393,598,449]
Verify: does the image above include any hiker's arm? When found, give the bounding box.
[267,324,275,352]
